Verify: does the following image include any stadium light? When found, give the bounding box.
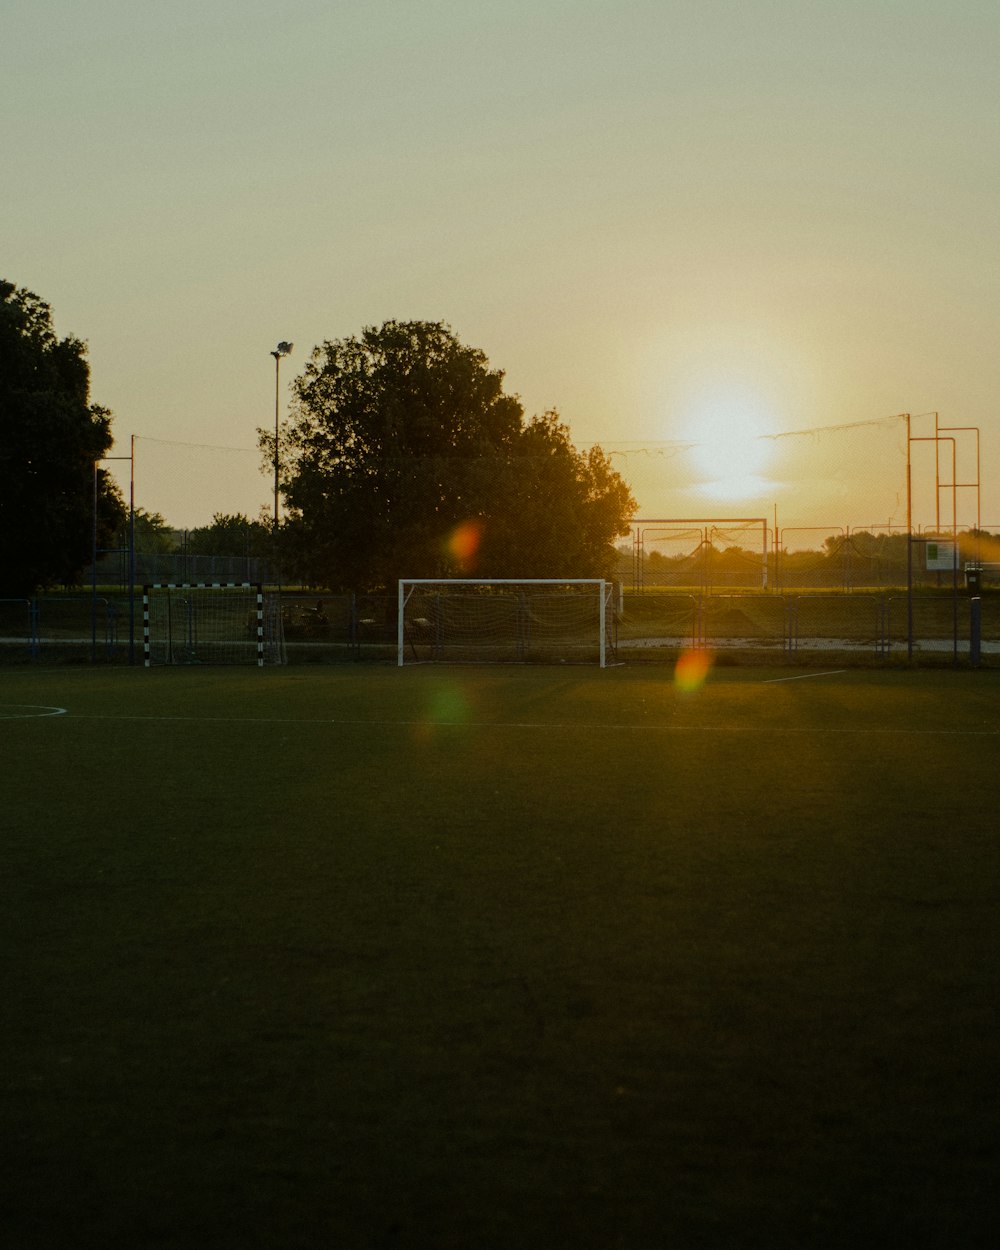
[270,342,293,528]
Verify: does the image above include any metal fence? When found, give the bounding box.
[0,596,129,664]
[1,589,994,667]
[616,592,993,663]
[88,550,278,588]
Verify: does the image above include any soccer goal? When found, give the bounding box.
[143,583,265,667]
[397,579,619,666]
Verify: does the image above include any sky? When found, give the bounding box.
[3,0,998,533]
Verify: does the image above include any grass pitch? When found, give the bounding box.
[2,664,999,1248]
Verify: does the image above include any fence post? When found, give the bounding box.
[28,598,40,662]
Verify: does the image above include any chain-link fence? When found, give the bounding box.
[3,588,996,667]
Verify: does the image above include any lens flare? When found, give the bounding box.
[675,648,713,692]
[412,681,473,745]
[446,519,483,571]
[426,684,469,725]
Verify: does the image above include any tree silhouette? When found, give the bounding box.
[0,279,123,593]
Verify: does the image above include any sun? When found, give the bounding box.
[683,396,775,502]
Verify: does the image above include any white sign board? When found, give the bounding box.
[925,540,959,571]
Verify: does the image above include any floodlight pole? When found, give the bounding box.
[270,342,293,530]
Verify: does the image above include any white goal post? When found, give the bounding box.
[397,579,619,667]
[143,583,265,667]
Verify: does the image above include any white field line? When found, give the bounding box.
[25,711,1000,736]
[762,670,847,683]
[0,705,68,718]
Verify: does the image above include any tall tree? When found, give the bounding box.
[0,279,124,593]
[266,321,635,590]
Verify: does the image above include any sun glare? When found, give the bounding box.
[683,395,775,502]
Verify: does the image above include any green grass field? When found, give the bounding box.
[3,664,998,1248]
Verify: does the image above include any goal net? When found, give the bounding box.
[397,579,618,666]
[143,583,265,667]
[632,519,769,590]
